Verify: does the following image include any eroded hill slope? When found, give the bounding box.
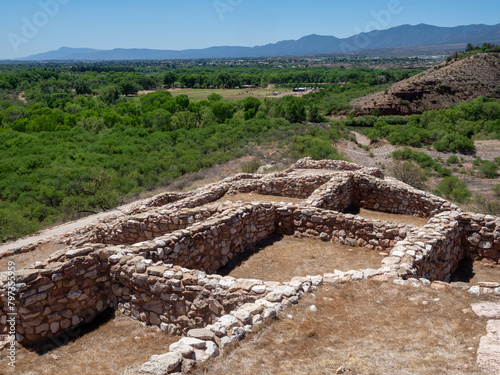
[351,53,500,115]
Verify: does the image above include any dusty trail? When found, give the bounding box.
[352,131,371,146]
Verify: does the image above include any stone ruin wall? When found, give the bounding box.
[351,175,456,217]
[461,213,500,261]
[1,158,500,349]
[227,174,335,199]
[111,258,280,336]
[133,203,279,274]
[0,245,113,343]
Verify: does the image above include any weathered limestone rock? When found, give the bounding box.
[477,320,500,374]
[472,303,500,319]
[187,328,215,341]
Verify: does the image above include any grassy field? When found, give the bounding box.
[166,87,291,101]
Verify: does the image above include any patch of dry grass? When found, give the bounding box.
[0,241,67,270]
[195,281,495,375]
[218,235,385,282]
[356,208,429,227]
[0,310,178,375]
[467,261,500,285]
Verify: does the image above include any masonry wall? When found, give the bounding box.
[228,175,334,199]
[110,259,269,335]
[127,192,190,215]
[89,201,234,245]
[131,203,279,274]
[1,246,113,343]
[277,206,411,251]
[460,213,500,263]
[286,157,377,174]
[307,174,355,212]
[385,212,465,281]
[351,175,455,217]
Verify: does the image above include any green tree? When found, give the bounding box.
[478,161,498,178]
[99,85,120,104]
[212,101,234,123]
[164,72,177,88]
[171,111,196,129]
[119,81,140,96]
[175,94,190,111]
[143,108,172,130]
[243,96,260,120]
[62,169,121,214]
[75,79,92,95]
[208,93,222,102]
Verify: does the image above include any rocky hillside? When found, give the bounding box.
[351,53,500,116]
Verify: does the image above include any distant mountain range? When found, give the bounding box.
[17,23,500,61]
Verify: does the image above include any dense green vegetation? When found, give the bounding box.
[5,62,403,241]
[1,57,499,242]
[392,148,452,177]
[0,118,346,242]
[352,96,500,152]
[433,176,472,203]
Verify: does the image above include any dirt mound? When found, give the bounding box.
[351,53,500,116]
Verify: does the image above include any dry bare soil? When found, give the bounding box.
[0,311,179,375]
[194,281,497,375]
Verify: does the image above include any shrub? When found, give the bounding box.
[447,155,459,164]
[478,161,498,178]
[492,184,500,197]
[241,159,262,174]
[437,167,452,177]
[390,161,428,190]
[434,176,471,203]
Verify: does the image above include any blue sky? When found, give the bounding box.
[1,0,499,59]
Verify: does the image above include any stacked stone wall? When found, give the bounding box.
[0,245,112,343]
[384,212,464,281]
[228,175,334,199]
[128,192,190,214]
[287,157,367,172]
[351,175,456,217]
[460,213,500,263]
[110,258,273,335]
[276,206,412,251]
[306,174,355,212]
[130,203,279,274]
[89,201,233,245]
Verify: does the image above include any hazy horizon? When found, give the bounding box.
[1,0,499,60]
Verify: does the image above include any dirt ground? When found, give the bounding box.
[217,235,385,282]
[194,280,496,375]
[0,311,179,375]
[0,241,66,270]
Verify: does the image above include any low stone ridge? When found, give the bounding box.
[0,157,499,374]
